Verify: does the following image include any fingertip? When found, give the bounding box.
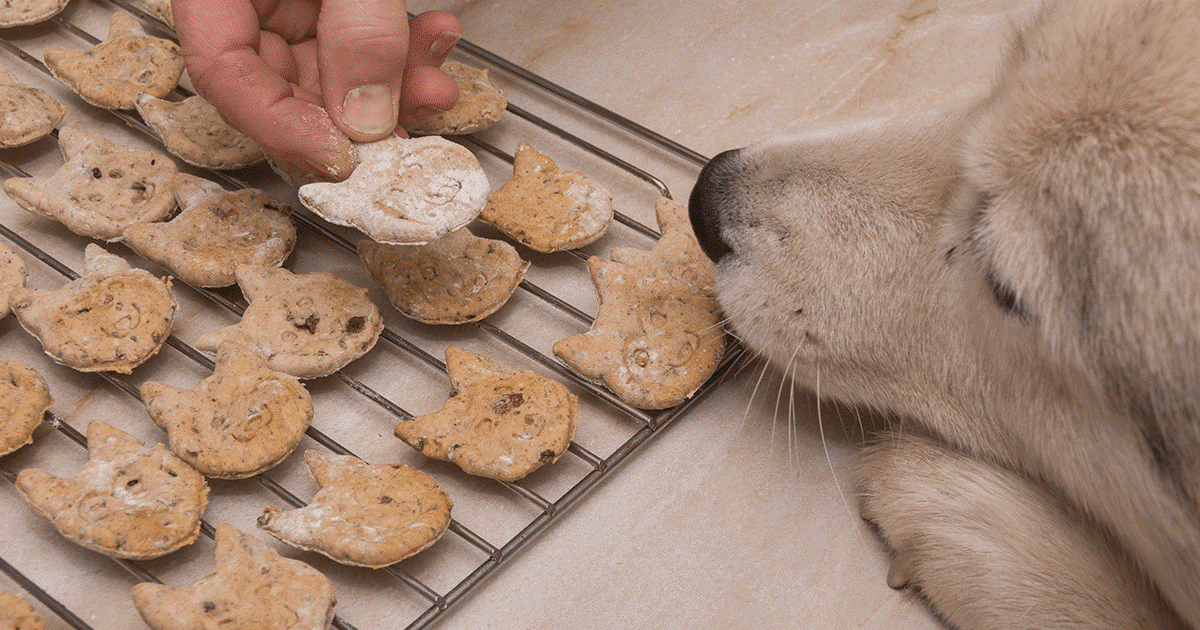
[397,64,459,130]
[408,11,463,67]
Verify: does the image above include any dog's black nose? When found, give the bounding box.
[689,148,741,264]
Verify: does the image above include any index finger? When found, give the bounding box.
[174,0,356,179]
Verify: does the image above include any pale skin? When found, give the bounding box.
[172,0,462,180]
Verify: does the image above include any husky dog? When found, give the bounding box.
[688,2,1199,628]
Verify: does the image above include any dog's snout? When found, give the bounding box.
[689,148,743,264]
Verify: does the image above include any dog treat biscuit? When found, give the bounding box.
[553,197,725,409]
[135,94,265,169]
[2,127,177,242]
[9,244,177,374]
[0,67,65,149]
[8,244,176,373]
[298,135,490,244]
[0,591,43,630]
[0,358,51,458]
[127,0,175,29]
[358,229,528,325]
[395,347,577,482]
[0,242,28,320]
[132,523,336,630]
[14,420,208,560]
[410,61,507,136]
[123,173,296,288]
[479,142,613,252]
[257,450,452,568]
[141,341,313,479]
[44,11,184,110]
[0,0,68,26]
[265,153,334,188]
[195,265,384,379]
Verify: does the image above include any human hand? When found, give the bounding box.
[173,1,462,180]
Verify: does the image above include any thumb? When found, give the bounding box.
[318,0,409,141]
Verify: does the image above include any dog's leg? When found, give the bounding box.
[855,434,1185,630]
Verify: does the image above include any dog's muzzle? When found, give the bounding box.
[688,148,741,264]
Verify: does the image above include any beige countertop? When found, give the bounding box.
[0,1,1033,628]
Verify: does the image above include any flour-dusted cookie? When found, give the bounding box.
[0,242,28,320]
[2,127,177,242]
[123,173,296,288]
[132,523,336,630]
[0,0,68,27]
[0,358,51,458]
[297,135,490,244]
[0,66,65,149]
[478,142,613,252]
[15,420,208,560]
[195,265,384,379]
[9,244,176,374]
[553,197,725,409]
[358,229,528,325]
[395,347,577,482]
[410,61,506,136]
[0,591,43,630]
[141,341,313,479]
[257,450,452,568]
[43,11,184,110]
[135,93,265,169]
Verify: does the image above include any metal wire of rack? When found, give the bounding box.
[0,2,737,629]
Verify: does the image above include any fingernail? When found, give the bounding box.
[429,31,462,59]
[340,84,397,136]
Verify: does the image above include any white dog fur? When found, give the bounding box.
[688,2,1199,628]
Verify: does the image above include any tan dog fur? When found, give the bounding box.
[688,2,1200,628]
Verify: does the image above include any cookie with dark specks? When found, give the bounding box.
[0,242,28,320]
[258,450,452,568]
[141,341,313,479]
[2,127,177,242]
[44,12,183,110]
[478,142,612,252]
[0,358,51,458]
[195,265,384,379]
[135,94,265,169]
[0,0,68,27]
[0,66,65,149]
[358,229,528,325]
[395,346,577,482]
[15,420,208,560]
[410,61,506,136]
[131,524,336,630]
[552,197,725,409]
[123,173,295,288]
[9,244,177,374]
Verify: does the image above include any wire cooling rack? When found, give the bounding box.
[0,2,736,628]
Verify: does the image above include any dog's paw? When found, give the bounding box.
[854,435,1184,630]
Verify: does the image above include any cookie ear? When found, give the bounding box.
[511,142,554,176]
[55,127,104,160]
[106,10,146,38]
[212,523,253,574]
[86,420,144,459]
[303,449,340,487]
[82,244,133,276]
[232,264,280,301]
[170,172,221,208]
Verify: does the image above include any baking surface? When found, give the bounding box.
[0,1,1033,629]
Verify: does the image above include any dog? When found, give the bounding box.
[688,2,1199,628]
